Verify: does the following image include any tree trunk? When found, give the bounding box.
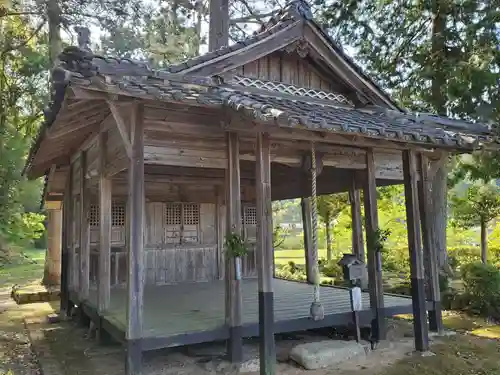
[325,217,332,261]
[480,220,488,264]
[47,0,62,65]
[431,0,447,116]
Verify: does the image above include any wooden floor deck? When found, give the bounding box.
[83,279,416,349]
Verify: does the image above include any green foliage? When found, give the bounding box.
[274,261,307,281]
[461,262,500,320]
[450,184,500,230]
[224,232,249,258]
[367,228,391,254]
[318,258,343,279]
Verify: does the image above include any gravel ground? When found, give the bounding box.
[0,293,41,375]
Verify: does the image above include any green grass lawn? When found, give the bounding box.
[0,248,46,289]
[274,248,328,265]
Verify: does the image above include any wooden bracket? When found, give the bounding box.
[108,100,133,159]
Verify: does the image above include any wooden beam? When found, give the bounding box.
[69,162,78,293]
[363,148,385,341]
[417,153,443,333]
[216,186,225,280]
[403,149,429,352]
[301,198,314,284]
[98,132,111,314]
[255,132,276,374]
[126,103,145,375]
[108,100,133,159]
[225,132,243,362]
[79,151,90,300]
[349,177,364,262]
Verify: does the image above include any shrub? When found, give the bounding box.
[275,261,307,281]
[318,258,343,279]
[461,262,500,320]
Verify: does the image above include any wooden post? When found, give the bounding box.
[403,150,429,352]
[225,132,243,363]
[349,177,364,262]
[98,132,111,314]
[80,151,90,301]
[301,198,314,284]
[417,154,443,333]
[60,165,72,316]
[68,164,76,294]
[46,207,62,285]
[126,103,145,375]
[363,149,385,341]
[216,186,225,280]
[256,133,276,375]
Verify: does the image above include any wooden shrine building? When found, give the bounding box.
[25,1,498,374]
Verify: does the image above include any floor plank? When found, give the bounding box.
[87,279,413,338]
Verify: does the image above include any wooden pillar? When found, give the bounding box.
[126,103,145,375]
[225,132,243,363]
[403,150,429,352]
[349,177,364,262]
[417,154,443,333]
[98,132,111,314]
[363,149,385,341]
[256,133,276,375]
[46,206,62,286]
[79,151,90,301]
[68,164,77,294]
[301,197,314,284]
[216,186,225,280]
[60,165,73,316]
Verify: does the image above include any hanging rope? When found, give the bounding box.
[309,141,324,321]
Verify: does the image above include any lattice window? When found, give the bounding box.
[183,204,200,225]
[112,205,126,226]
[90,204,99,227]
[244,206,257,225]
[89,203,126,227]
[164,203,181,225]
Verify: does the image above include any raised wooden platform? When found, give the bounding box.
[75,279,419,350]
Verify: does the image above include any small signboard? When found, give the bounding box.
[351,287,362,311]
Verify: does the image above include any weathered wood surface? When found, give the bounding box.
[144,246,218,284]
[79,151,90,300]
[417,153,443,333]
[98,132,112,313]
[126,103,145,341]
[255,132,276,374]
[349,178,364,262]
[363,149,385,341]
[225,132,243,362]
[403,150,429,351]
[87,279,415,339]
[239,51,342,94]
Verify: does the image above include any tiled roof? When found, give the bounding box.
[217,87,493,149]
[62,69,495,149]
